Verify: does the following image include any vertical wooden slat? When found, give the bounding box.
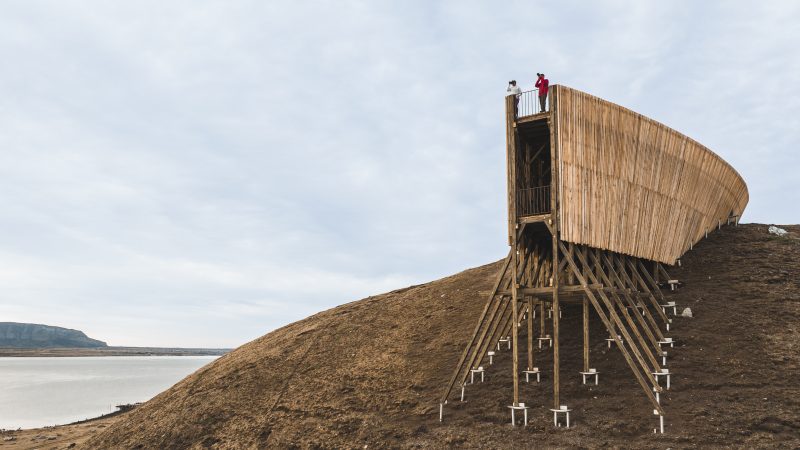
[553,85,748,265]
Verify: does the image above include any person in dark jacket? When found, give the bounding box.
[535,73,549,112]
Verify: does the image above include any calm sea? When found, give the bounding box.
[0,355,218,429]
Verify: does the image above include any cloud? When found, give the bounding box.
[0,1,797,346]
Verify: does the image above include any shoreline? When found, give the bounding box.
[0,410,134,449]
[0,347,230,357]
[1,403,140,434]
[63,403,139,427]
[0,405,138,449]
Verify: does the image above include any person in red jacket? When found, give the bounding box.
[535,73,549,112]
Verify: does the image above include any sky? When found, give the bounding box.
[0,1,798,347]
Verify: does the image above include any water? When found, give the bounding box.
[0,356,218,429]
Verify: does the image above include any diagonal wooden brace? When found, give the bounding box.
[558,241,664,414]
[593,252,662,366]
[632,260,671,325]
[610,254,666,341]
[440,252,511,403]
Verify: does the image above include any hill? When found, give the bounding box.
[84,224,800,448]
[0,323,107,349]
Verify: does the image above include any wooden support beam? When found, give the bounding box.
[449,295,503,394]
[632,260,671,325]
[455,249,529,390]
[582,296,589,372]
[612,254,666,341]
[580,251,660,372]
[595,248,602,282]
[514,236,534,286]
[440,252,512,403]
[656,263,672,284]
[597,253,662,365]
[498,284,603,296]
[511,238,521,406]
[567,242,576,285]
[519,243,546,293]
[558,241,663,403]
[498,300,530,350]
[558,256,569,275]
[637,260,666,302]
[470,246,531,373]
[549,89,561,411]
[465,296,510,379]
[505,95,517,245]
[539,301,546,338]
[551,233,561,409]
[529,143,546,169]
[482,300,515,357]
[515,110,550,124]
[581,246,590,373]
[598,249,615,336]
[519,213,551,225]
[527,297,534,370]
[524,239,537,286]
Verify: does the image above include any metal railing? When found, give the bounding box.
[517,185,551,217]
[514,89,549,118]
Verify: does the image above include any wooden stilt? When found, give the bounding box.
[582,296,589,372]
[551,233,561,409]
[527,297,534,370]
[656,263,672,284]
[540,301,546,338]
[511,250,521,405]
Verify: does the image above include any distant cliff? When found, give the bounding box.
[0,322,107,348]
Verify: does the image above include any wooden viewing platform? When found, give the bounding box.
[439,85,748,433]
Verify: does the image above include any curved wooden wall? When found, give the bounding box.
[553,85,748,265]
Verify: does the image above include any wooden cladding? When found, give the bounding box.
[552,86,748,265]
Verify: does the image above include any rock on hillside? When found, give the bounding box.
[0,322,107,348]
[85,224,800,449]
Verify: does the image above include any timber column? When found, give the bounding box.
[548,87,561,409]
[505,94,521,407]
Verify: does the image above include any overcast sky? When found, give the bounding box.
[1,1,797,347]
